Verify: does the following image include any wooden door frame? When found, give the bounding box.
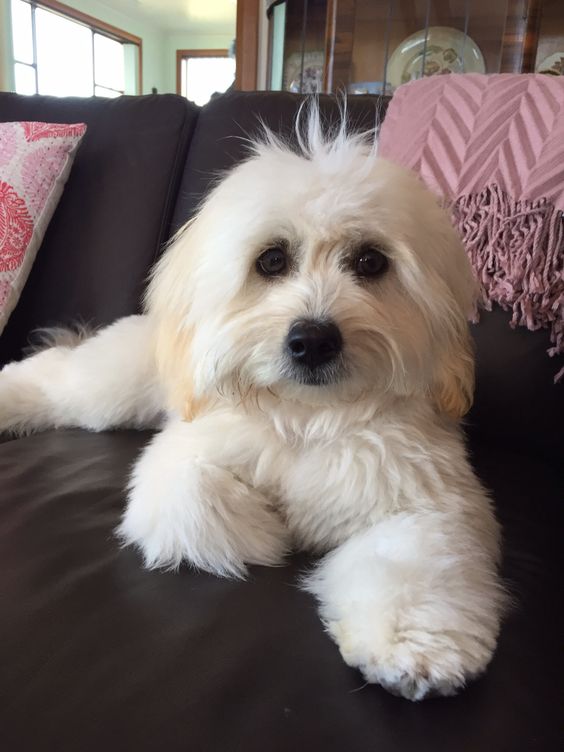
[235,0,260,90]
[176,49,229,96]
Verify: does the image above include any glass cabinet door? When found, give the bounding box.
[267,0,328,93]
[329,0,508,94]
[267,1,563,95]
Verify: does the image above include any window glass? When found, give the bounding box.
[14,61,36,95]
[94,33,125,91]
[11,2,135,97]
[183,57,235,106]
[11,0,33,64]
[35,7,94,97]
[94,85,121,98]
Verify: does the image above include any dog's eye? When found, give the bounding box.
[353,246,388,278]
[256,246,288,277]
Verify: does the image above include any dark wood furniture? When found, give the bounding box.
[266,0,563,94]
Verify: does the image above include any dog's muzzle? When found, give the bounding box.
[285,319,343,385]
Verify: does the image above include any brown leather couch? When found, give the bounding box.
[0,91,562,752]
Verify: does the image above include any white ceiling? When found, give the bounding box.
[100,0,237,33]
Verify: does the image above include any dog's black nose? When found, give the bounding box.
[286,320,343,370]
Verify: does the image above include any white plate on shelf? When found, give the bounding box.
[387,26,485,88]
[536,52,564,75]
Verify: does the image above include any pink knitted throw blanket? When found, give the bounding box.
[379,74,564,378]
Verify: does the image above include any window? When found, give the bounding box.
[11,0,142,97]
[176,50,235,106]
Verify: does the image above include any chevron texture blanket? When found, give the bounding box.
[379,74,564,378]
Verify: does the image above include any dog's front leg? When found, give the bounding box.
[0,316,163,435]
[118,416,289,577]
[305,510,505,700]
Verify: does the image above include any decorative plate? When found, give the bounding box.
[284,51,324,94]
[387,26,485,88]
[536,52,564,76]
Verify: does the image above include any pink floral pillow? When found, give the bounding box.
[0,121,87,335]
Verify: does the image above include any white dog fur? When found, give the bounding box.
[0,103,505,700]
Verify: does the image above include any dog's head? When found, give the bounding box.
[148,104,476,420]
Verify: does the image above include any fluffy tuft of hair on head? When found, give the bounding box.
[250,96,380,175]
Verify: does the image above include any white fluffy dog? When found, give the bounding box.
[0,104,505,700]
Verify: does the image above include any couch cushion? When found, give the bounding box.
[467,304,564,461]
[0,93,198,365]
[0,429,561,751]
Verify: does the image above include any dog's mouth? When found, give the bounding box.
[283,358,345,387]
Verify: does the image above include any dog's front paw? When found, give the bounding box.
[118,459,290,577]
[329,615,497,700]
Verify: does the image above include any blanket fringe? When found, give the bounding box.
[451,185,564,382]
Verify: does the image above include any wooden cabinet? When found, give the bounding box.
[266,0,563,94]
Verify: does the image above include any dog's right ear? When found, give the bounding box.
[145,219,205,420]
[430,329,475,420]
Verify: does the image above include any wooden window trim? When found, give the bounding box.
[176,49,229,96]
[32,0,143,91]
[235,0,259,90]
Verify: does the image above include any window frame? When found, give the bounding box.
[175,48,230,99]
[12,0,143,96]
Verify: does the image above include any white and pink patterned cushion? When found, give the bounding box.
[0,121,87,335]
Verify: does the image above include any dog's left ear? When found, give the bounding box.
[145,218,205,420]
[431,323,475,420]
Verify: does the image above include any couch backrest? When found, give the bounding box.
[0,92,198,365]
